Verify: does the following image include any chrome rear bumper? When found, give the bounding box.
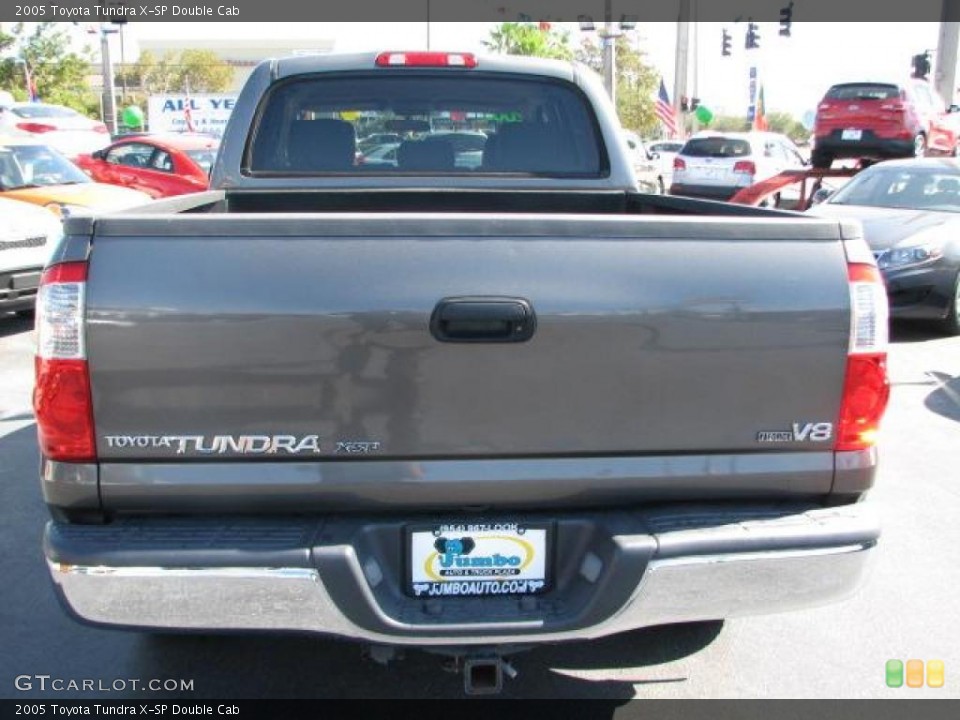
[47,503,878,646]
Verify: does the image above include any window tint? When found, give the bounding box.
[248,74,605,176]
[11,104,79,119]
[681,137,752,158]
[150,150,174,173]
[829,167,960,212]
[0,143,89,190]
[825,84,901,101]
[106,143,155,168]
[187,149,218,173]
[649,142,683,153]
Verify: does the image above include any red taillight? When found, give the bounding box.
[836,261,890,451]
[93,123,109,134]
[34,358,96,462]
[837,354,889,451]
[733,160,756,175]
[34,261,96,463]
[673,157,686,170]
[16,122,57,134]
[375,51,478,68]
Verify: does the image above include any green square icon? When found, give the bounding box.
[886,659,904,688]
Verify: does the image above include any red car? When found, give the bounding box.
[812,79,960,168]
[74,133,220,198]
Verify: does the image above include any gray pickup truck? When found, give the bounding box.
[35,52,891,694]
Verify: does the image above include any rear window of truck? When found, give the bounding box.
[246,74,606,177]
[825,84,901,101]
[681,137,752,158]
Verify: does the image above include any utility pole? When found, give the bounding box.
[691,3,700,134]
[935,2,960,106]
[100,25,118,134]
[674,0,691,137]
[601,0,616,105]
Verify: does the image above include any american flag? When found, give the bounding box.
[655,79,678,138]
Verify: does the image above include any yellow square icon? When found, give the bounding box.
[927,660,945,688]
[906,659,924,688]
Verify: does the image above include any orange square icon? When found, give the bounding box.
[906,659,924,688]
[927,660,945,688]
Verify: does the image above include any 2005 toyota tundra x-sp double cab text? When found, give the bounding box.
[36,52,890,693]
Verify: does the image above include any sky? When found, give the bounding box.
[65,21,951,120]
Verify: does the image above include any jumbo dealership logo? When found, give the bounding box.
[423,535,535,581]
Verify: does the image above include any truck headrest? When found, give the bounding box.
[486,124,567,173]
[398,139,455,171]
[288,119,357,171]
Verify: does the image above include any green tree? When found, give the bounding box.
[175,50,233,93]
[484,22,574,61]
[0,23,96,112]
[765,111,809,142]
[576,35,660,135]
[129,49,233,94]
[704,111,809,142]
[708,114,752,132]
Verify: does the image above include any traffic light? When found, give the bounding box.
[912,51,932,79]
[746,21,760,50]
[722,29,732,56]
[691,98,701,111]
[681,96,689,113]
[779,2,794,37]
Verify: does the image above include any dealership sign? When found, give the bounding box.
[147,95,238,136]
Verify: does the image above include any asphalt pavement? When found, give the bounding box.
[1,313,958,700]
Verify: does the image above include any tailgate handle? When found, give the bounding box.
[431,298,536,343]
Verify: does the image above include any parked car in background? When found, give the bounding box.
[74,133,220,198]
[432,131,489,169]
[0,196,63,315]
[808,158,960,334]
[0,102,110,158]
[623,131,665,194]
[0,135,151,215]
[358,142,401,168]
[358,133,403,154]
[647,140,683,191]
[812,80,960,168]
[670,131,807,201]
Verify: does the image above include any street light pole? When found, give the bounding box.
[601,0,616,105]
[674,0,691,137]
[99,24,118,134]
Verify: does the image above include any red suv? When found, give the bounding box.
[812,79,960,168]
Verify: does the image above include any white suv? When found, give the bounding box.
[0,198,62,315]
[670,131,807,201]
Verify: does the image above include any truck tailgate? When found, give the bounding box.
[84,213,851,507]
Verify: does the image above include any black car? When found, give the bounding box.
[809,158,960,335]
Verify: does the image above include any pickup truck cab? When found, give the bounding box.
[36,51,889,694]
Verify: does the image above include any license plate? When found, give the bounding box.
[408,522,550,598]
[842,129,863,141]
[697,166,725,179]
